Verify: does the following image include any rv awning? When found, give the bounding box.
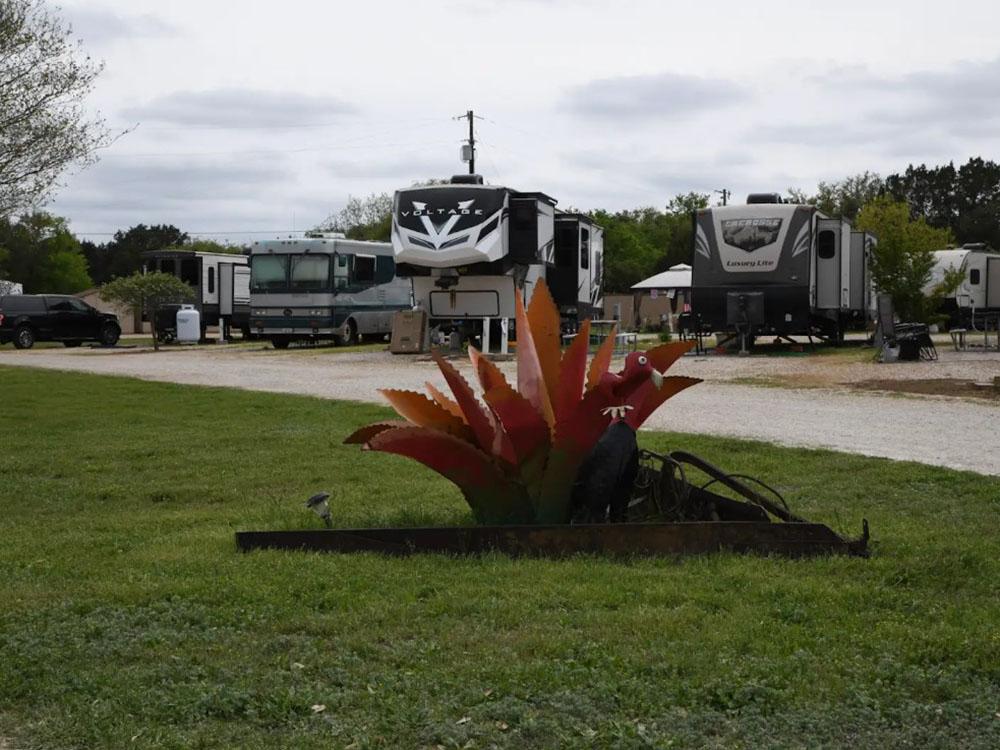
[631,264,692,290]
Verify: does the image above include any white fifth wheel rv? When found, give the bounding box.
[391,174,603,350]
[249,234,411,349]
[690,193,875,344]
[925,243,1000,327]
[141,250,251,335]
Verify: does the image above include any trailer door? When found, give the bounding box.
[815,219,841,310]
[987,257,1000,309]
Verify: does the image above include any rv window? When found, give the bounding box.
[970,269,980,285]
[333,253,349,290]
[580,228,590,269]
[817,231,836,260]
[160,258,176,275]
[290,254,330,291]
[375,255,395,284]
[352,255,376,285]
[555,223,577,267]
[207,267,215,294]
[250,255,289,291]
[512,202,534,230]
[180,258,199,286]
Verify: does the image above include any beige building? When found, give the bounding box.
[76,288,147,334]
[604,264,692,332]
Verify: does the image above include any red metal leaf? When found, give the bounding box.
[586,323,618,391]
[432,350,515,464]
[368,427,534,524]
[554,318,591,425]
[379,389,473,440]
[343,421,410,445]
[514,288,555,428]
[483,384,550,495]
[625,376,702,430]
[641,341,696,374]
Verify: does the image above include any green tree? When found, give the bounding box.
[96,224,188,282]
[314,193,393,241]
[100,272,193,350]
[855,197,954,321]
[0,212,91,292]
[0,0,115,216]
[790,172,884,221]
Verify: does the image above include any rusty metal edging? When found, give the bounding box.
[236,521,869,559]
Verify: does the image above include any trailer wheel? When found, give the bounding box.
[271,337,291,350]
[337,320,358,346]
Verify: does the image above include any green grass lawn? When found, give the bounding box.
[1,367,998,749]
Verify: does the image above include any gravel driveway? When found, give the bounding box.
[2,345,997,476]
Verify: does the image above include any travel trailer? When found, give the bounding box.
[391,175,602,350]
[248,234,411,349]
[925,243,1000,327]
[690,194,875,345]
[142,249,251,335]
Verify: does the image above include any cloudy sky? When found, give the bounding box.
[48,0,1000,243]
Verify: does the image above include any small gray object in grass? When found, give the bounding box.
[305,491,332,528]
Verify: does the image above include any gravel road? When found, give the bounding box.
[2,345,997,476]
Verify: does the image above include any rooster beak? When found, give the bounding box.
[650,369,664,390]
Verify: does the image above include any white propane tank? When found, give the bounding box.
[176,305,201,343]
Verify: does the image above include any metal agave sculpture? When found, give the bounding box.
[344,281,701,525]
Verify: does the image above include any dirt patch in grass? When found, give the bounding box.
[851,378,1000,401]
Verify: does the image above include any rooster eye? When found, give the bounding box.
[637,355,648,366]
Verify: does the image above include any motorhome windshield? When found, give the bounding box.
[250,255,289,292]
[290,254,330,291]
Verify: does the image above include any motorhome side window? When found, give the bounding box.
[970,269,980,285]
[251,255,288,291]
[817,231,836,259]
[290,254,330,291]
[160,258,176,275]
[580,228,590,269]
[352,254,376,285]
[334,253,349,290]
[180,258,199,286]
[375,255,395,284]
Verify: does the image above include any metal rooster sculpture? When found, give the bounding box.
[344,280,701,525]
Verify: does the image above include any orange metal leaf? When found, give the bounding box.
[526,279,562,403]
[554,318,591,424]
[642,341,696,374]
[515,288,555,428]
[379,389,473,440]
[586,323,618,391]
[424,381,465,421]
[468,346,510,394]
[368,426,534,524]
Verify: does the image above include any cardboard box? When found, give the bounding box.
[390,310,427,354]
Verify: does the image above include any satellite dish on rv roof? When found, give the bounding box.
[450,174,484,185]
[746,193,784,204]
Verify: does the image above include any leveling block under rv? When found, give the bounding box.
[691,194,876,346]
[249,235,411,349]
[391,174,604,351]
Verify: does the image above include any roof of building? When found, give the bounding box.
[631,264,692,290]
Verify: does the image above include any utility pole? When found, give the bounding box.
[714,188,730,206]
[454,109,483,175]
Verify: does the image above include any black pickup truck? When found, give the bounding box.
[0,295,121,349]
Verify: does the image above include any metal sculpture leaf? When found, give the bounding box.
[424,381,465,421]
[379,389,472,440]
[586,322,618,391]
[515,288,555,428]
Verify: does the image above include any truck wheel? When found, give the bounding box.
[99,323,121,347]
[271,337,291,350]
[337,320,358,346]
[13,325,35,350]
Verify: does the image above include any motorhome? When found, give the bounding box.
[141,249,251,335]
[925,243,1000,327]
[391,174,602,350]
[690,194,875,345]
[249,234,411,349]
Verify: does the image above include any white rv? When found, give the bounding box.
[391,174,603,349]
[925,243,1000,326]
[249,235,411,349]
[142,250,251,334]
[0,279,22,296]
[691,194,875,343]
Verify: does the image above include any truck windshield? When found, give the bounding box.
[290,254,330,291]
[250,255,289,292]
